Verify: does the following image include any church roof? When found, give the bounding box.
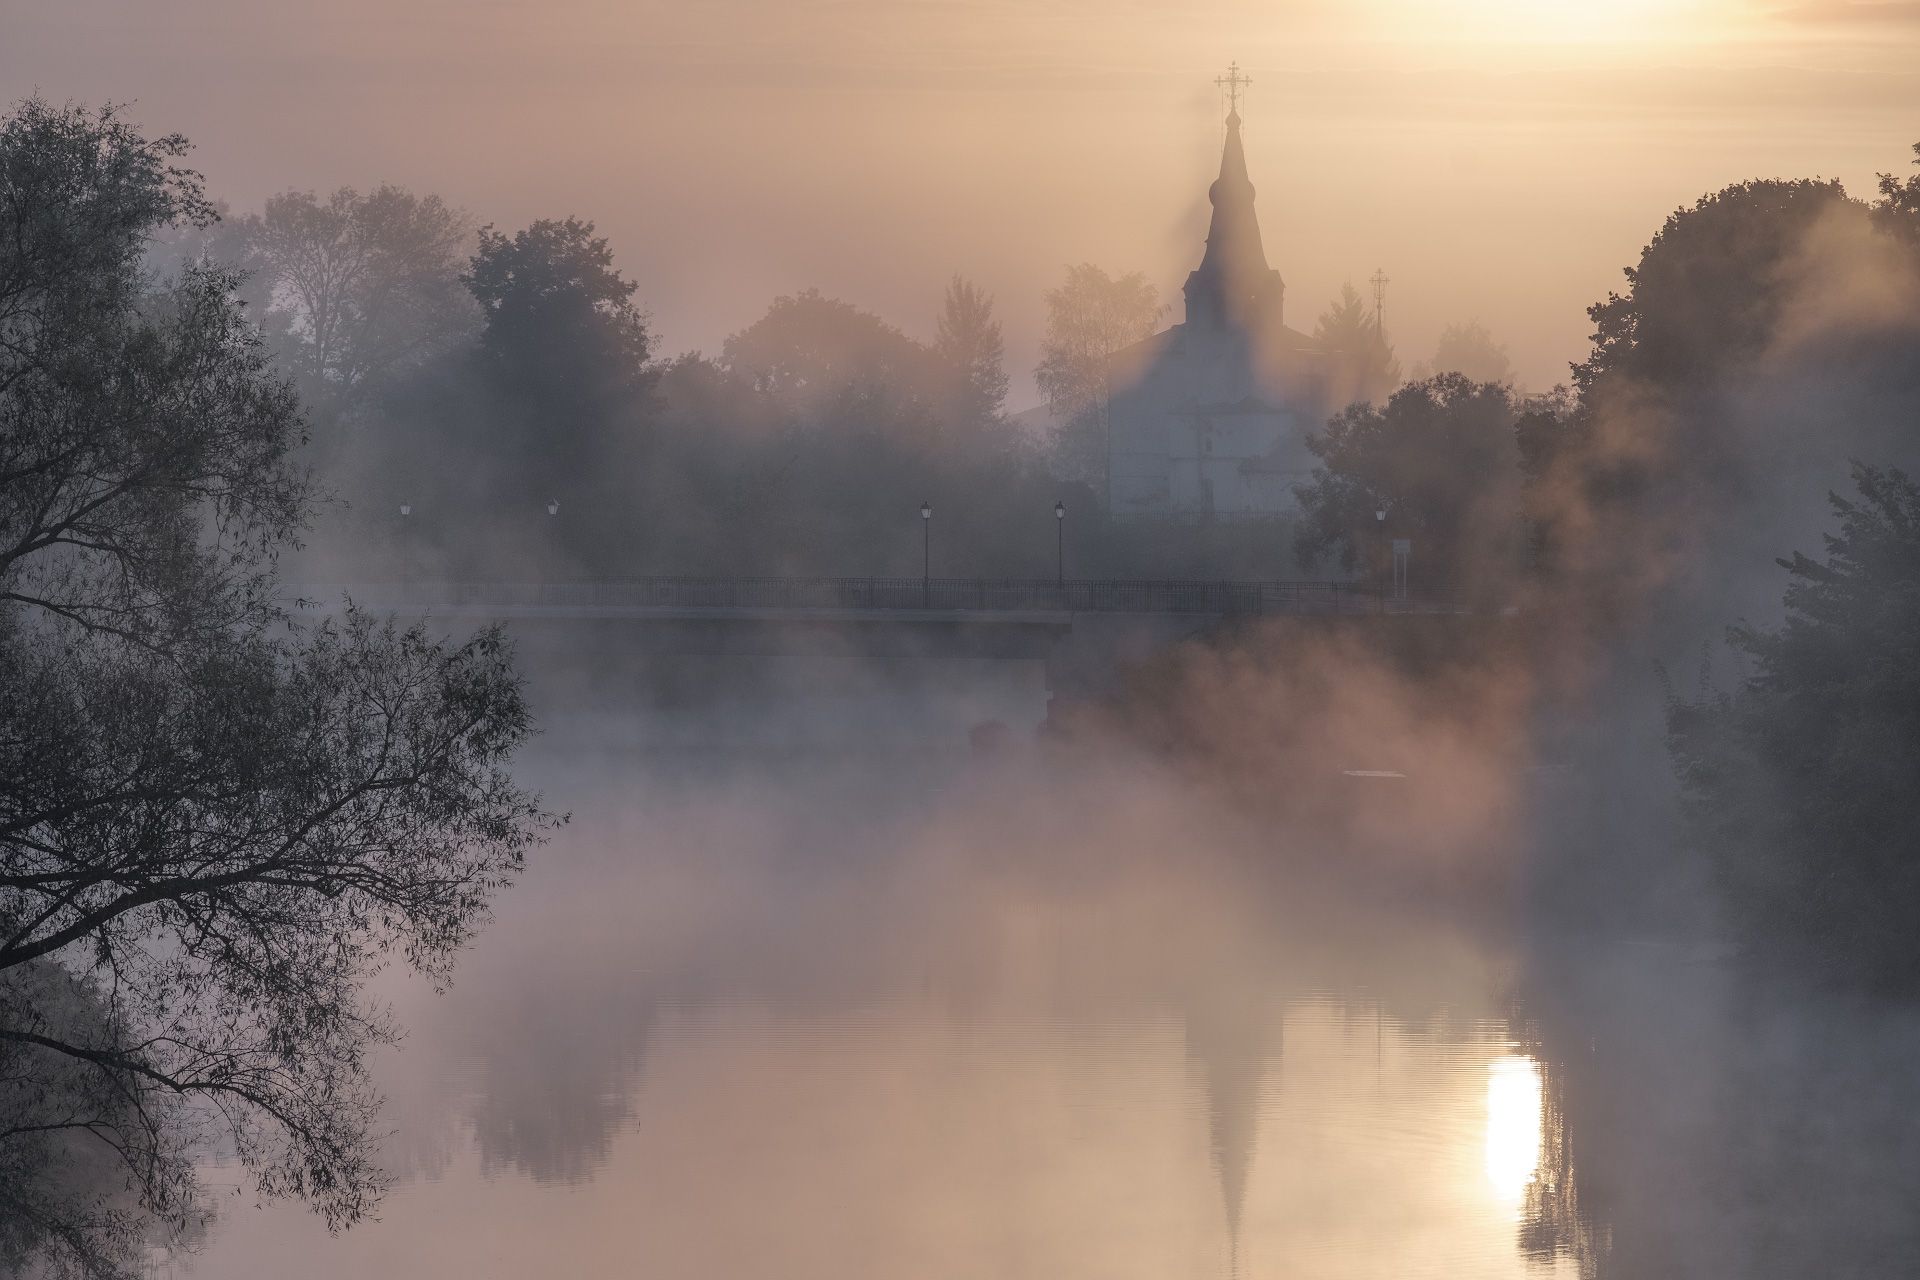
[1184,108,1286,331]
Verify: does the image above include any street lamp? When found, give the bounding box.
[920,501,933,606]
[1375,506,1387,614]
[546,499,560,517]
[1054,500,1066,590]
[398,502,412,587]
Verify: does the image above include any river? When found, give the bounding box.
[169,663,1920,1279]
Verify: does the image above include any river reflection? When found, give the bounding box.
[173,733,1920,1279]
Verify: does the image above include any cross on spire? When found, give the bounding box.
[1215,62,1252,117]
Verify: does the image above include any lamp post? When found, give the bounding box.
[546,499,560,518]
[398,502,412,587]
[920,501,932,606]
[1054,500,1066,593]
[1374,506,1387,614]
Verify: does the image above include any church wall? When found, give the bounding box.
[1106,326,1325,521]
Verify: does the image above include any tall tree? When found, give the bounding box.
[1293,374,1523,594]
[241,185,478,413]
[1875,142,1920,246]
[463,216,656,512]
[1420,319,1514,386]
[0,100,550,1276]
[1525,171,1915,595]
[467,216,653,404]
[932,275,1009,432]
[1313,282,1400,409]
[1668,464,1920,991]
[1575,178,1857,399]
[1034,264,1162,491]
[720,288,938,436]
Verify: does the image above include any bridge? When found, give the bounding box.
[294,575,1447,622]
[293,576,1466,701]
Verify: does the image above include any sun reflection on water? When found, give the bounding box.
[1485,1053,1543,1208]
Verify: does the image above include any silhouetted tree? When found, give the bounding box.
[1293,374,1522,593]
[1034,264,1163,491]
[1874,141,1920,247]
[460,216,656,544]
[1576,179,1857,398]
[240,185,478,415]
[720,288,939,437]
[1523,163,1920,599]
[932,275,1010,435]
[0,99,551,1276]
[1668,463,1920,991]
[1418,319,1514,386]
[1313,282,1400,409]
[468,216,653,407]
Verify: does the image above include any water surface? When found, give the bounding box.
[172,694,1920,1279]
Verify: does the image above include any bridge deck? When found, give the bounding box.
[291,576,1453,619]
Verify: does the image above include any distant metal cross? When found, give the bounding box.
[1215,62,1252,116]
[1370,267,1390,333]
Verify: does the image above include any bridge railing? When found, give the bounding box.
[297,577,1466,617]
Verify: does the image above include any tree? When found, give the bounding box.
[1419,319,1514,386]
[467,216,653,406]
[0,100,550,1275]
[1034,264,1162,490]
[1668,464,1920,991]
[932,275,1009,433]
[1874,141,1920,247]
[720,288,940,436]
[461,216,657,528]
[1313,282,1400,409]
[1293,374,1523,594]
[1522,169,1916,599]
[240,185,478,414]
[1575,178,1858,399]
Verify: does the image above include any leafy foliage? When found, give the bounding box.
[1521,164,1917,598]
[239,186,479,415]
[1312,282,1400,409]
[932,275,1009,435]
[1875,141,1920,248]
[0,99,551,1275]
[1034,264,1163,489]
[468,216,654,410]
[1668,464,1920,991]
[1575,178,1856,398]
[720,287,939,437]
[1419,319,1514,386]
[1293,374,1523,594]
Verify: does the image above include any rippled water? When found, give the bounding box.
[170,672,1920,1280]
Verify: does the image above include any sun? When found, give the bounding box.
[1373,0,1730,46]
[1484,1054,1544,1208]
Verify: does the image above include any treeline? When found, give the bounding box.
[155,183,1509,585]
[155,195,1216,580]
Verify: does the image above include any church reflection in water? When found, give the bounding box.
[182,747,1920,1279]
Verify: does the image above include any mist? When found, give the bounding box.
[4,11,1920,1280]
[9,0,1918,399]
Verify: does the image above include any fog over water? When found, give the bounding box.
[162,651,1920,1280]
[5,5,1919,1275]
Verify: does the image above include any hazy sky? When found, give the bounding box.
[5,0,1917,398]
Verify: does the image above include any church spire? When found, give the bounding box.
[1184,66,1285,332]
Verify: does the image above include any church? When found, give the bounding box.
[1106,81,1333,521]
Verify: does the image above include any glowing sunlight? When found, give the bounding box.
[1484,1054,1544,1208]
